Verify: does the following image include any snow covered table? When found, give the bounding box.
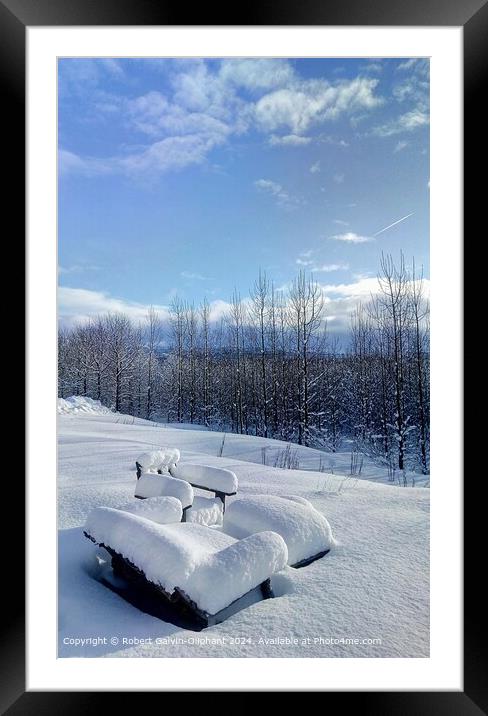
[84,506,288,627]
[223,494,334,568]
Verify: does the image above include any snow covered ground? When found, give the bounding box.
[58,400,429,658]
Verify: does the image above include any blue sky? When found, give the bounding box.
[58,57,429,330]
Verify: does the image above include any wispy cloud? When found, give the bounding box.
[254,178,301,210]
[333,173,345,184]
[60,60,384,180]
[360,61,383,73]
[255,76,383,134]
[310,161,321,174]
[373,212,414,236]
[58,286,235,328]
[397,58,421,71]
[333,219,349,226]
[180,271,212,281]
[58,286,171,327]
[59,264,100,275]
[373,109,429,137]
[330,232,373,244]
[317,134,349,147]
[296,258,314,266]
[311,262,349,272]
[269,134,312,146]
[373,58,429,137]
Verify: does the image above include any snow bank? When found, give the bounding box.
[134,473,194,508]
[136,448,180,474]
[120,496,182,525]
[223,494,333,566]
[58,396,112,415]
[170,463,238,494]
[186,496,223,527]
[84,507,287,615]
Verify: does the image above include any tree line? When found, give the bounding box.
[58,253,429,475]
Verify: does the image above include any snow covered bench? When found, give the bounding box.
[169,463,238,513]
[223,495,334,568]
[135,448,180,479]
[134,461,238,525]
[84,506,288,628]
[120,496,183,524]
[134,473,195,520]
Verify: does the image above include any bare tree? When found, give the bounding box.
[409,260,430,474]
[144,306,162,420]
[376,253,412,472]
[288,271,324,445]
[169,298,185,423]
[250,270,270,437]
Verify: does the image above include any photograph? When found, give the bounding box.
[57,56,430,659]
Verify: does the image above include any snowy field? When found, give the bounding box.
[58,400,429,658]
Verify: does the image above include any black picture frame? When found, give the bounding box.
[7,0,476,710]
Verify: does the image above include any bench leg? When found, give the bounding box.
[181,506,190,523]
[215,491,226,512]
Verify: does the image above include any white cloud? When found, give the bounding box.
[100,58,125,78]
[119,134,224,175]
[58,149,112,177]
[374,59,429,137]
[219,58,296,92]
[317,276,430,330]
[207,299,233,323]
[333,219,349,226]
[58,58,125,95]
[269,134,312,146]
[296,258,313,266]
[254,178,301,210]
[320,277,380,297]
[311,263,349,272]
[126,90,232,140]
[330,231,373,244]
[255,77,383,134]
[61,61,384,179]
[333,173,345,184]
[373,108,429,137]
[310,161,321,174]
[360,61,383,73]
[61,134,226,178]
[397,58,427,72]
[58,287,171,328]
[59,264,100,275]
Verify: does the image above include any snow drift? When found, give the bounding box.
[58,396,112,415]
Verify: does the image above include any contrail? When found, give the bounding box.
[374,212,414,236]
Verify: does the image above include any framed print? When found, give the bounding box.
[6,0,479,708]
